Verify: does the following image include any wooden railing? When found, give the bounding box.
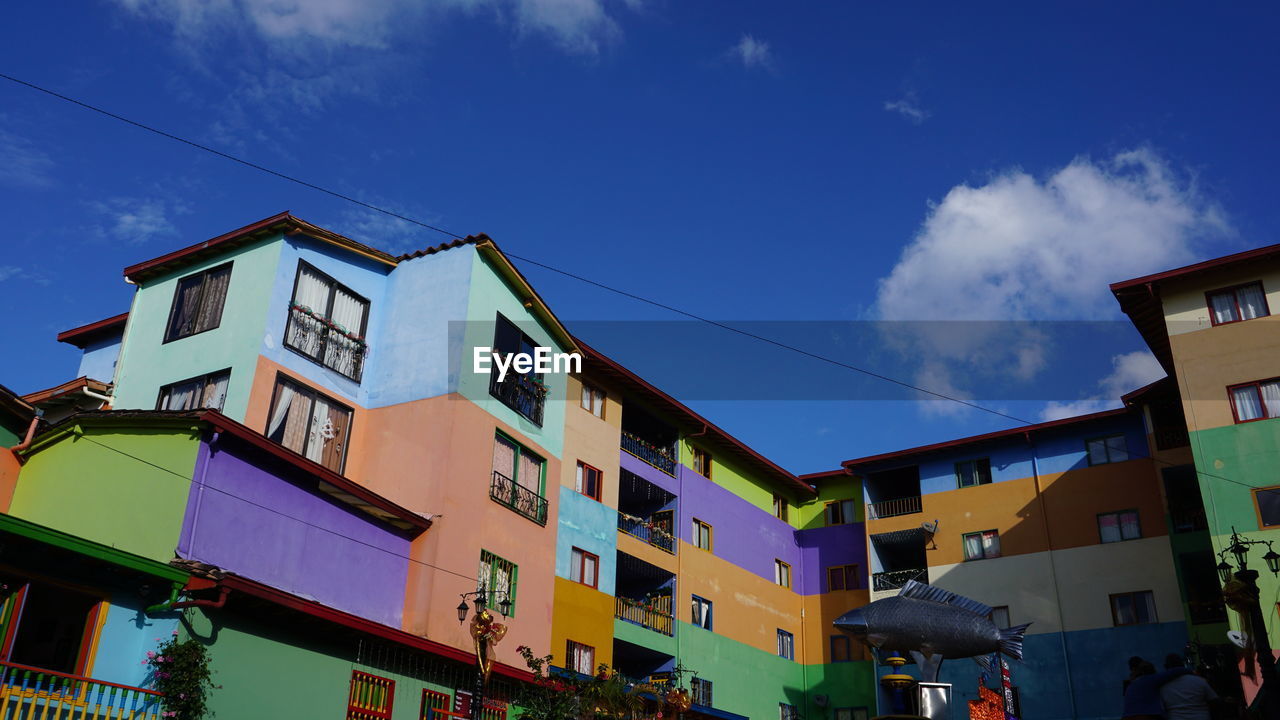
[620,432,677,477]
[615,595,674,636]
[0,660,164,720]
[866,496,922,520]
[872,568,927,592]
[617,513,676,554]
[490,471,548,525]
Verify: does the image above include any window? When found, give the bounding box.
[265,375,353,473]
[489,312,546,425]
[576,461,602,501]
[780,703,799,720]
[420,690,451,720]
[0,578,102,674]
[773,494,788,522]
[692,447,712,478]
[1098,510,1141,543]
[157,369,230,411]
[491,433,547,524]
[1207,281,1269,326]
[776,629,795,660]
[164,263,232,342]
[570,547,599,588]
[956,458,992,488]
[962,530,1001,560]
[478,551,518,617]
[825,499,856,526]
[1229,379,1280,423]
[774,560,792,588]
[693,519,713,551]
[580,382,605,418]
[691,595,713,630]
[347,670,395,720]
[1111,590,1157,626]
[835,708,869,720]
[827,564,859,591]
[1255,486,1280,529]
[691,679,712,707]
[566,640,595,675]
[1086,435,1129,465]
[285,262,370,381]
[830,635,853,662]
[988,606,1010,628]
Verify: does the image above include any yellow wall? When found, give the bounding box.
[562,373,623,508]
[1167,315,1280,432]
[550,577,616,670]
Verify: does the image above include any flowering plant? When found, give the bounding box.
[143,631,219,719]
[515,645,648,720]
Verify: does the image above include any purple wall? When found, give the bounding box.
[178,436,410,627]
[620,451,681,495]
[796,523,867,594]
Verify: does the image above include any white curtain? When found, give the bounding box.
[267,384,297,439]
[1262,381,1280,418]
[492,436,516,479]
[203,373,229,411]
[1099,514,1121,543]
[583,553,597,586]
[478,556,491,593]
[1234,386,1264,421]
[1121,511,1141,539]
[963,533,984,560]
[1238,284,1268,320]
[325,288,366,373]
[170,276,204,337]
[1210,292,1238,324]
[162,379,201,411]
[290,267,331,356]
[570,550,582,583]
[305,396,332,463]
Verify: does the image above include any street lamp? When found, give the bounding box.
[1216,527,1280,720]
[458,589,513,720]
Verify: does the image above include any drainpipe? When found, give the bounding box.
[145,579,230,615]
[9,410,44,463]
[79,387,114,406]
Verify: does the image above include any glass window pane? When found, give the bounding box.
[983,530,1001,558]
[1261,381,1280,419]
[1136,592,1156,624]
[963,533,983,560]
[1099,514,1121,543]
[1113,594,1134,625]
[1106,435,1128,462]
[584,554,597,586]
[1234,386,1265,421]
[1121,511,1141,539]
[1210,291,1239,323]
[1237,284,1267,320]
[570,549,582,583]
[957,461,974,487]
[976,458,992,484]
[1256,488,1280,527]
[1087,439,1108,465]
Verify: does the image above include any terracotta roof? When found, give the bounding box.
[57,312,129,348]
[841,407,1133,470]
[576,338,815,498]
[24,410,431,534]
[396,236,478,260]
[22,377,113,406]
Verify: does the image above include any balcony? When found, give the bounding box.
[490,471,548,525]
[489,371,546,426]
[1171,507,1208,533]
[866,496,922,520]
[616,595,674,636]
[618,513,676,554]
[621,431,677,477]
[0,660,163,719]
[285,303,367,382]
[872,568,927,592]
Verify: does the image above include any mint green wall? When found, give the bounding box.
[458,251,569,458]
[113,237,283,420]
[10,425,198,561]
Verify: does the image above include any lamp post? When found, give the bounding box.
[457,589,513,720]
[1215,527,1280,720]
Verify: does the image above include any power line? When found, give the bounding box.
[0,70,1033,426]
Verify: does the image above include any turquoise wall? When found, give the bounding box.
[555,487,619,595]
[91,592,181,688]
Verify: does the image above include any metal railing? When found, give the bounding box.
[488,370,546,426]
[286,304,366,381]
[1154,427,1190,451]
[1170,507,1208,533]
[490,471,548,525]
[866,496,922,520]
[0,660,164,720]
[872,568,927,592]
[620,431,677,477]
[615,596,674,636]
[617,513,676,554]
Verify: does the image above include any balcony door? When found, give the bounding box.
[1,577,103,675]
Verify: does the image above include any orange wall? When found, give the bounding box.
[562,373,623,509]
[677,540,804,657]
[1038,459,1166,550]
[0,449,21,513]
[801,591,871,664]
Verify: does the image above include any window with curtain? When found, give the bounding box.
[693,519,713,550]
[773,494,788,521]
[157,369,231,411]
[835,709,869,720]
[566,641,595,676]
[774,560,792,588]
[1111,590,1157,626]
[776,630,795,660]
[963,530,1000,560]
[490,433,547,524]
[165,263,232,342]
[265,375,353,473]
[576,461,602,501]
[1207,281,1270,325]
[1086,435,1129,465]
[1098,510,1141,543]
[570,547,598,588]
[956,458,992,487]
[1230,380,1280,423]
[692,447,712,478]
[780,704,798,720]
[285,261,371,382]
[478,551,517,616]
[580,382,605,418]
[691,595,712,630]
[825,499,857,525]
[691,679,712,707]
[488,313,547,425]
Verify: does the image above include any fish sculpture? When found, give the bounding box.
[834,580,1030,680]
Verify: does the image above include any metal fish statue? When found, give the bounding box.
[834,580,1030,672]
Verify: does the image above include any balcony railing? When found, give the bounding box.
[489,371,546,426]
[490,471,548,525]
[866,496,922,520]
[0,660,164,719]
[615,595,674,636]
[1171,507,1208,533]
[872,568,927,592]
[617,513,676,554]
[621,431,677,477]
[286,304,366,381]
[1154,427,1190,451]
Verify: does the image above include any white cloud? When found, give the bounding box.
[1040,350,1164,421]
[511,0,622,55]
[884,92,929,125]
[0,127,55,189]
[334,204,446,254]
[0,266,21,282]
[728,34,774,71]
[89,197,188,245]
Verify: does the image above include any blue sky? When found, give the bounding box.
[1,2,1276,473]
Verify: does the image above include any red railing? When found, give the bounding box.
[0,660,163,719]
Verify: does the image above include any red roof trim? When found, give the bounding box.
[57,313,129,348]
[841,407,1133,469]
[796,469,849,482]
[22,377,113,405]
[1109,242,1280,291]
[219,574,533,682]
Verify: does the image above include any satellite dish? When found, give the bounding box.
[922,520,939,549]
[1229,631,1248,649]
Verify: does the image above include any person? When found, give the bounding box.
[1159,653,1218,720]
[1124,656,1192,720]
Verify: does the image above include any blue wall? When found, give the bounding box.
[77,335,123,382]
[91,592,180,688]
[555,487,619,595]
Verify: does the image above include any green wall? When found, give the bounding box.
[680,438,804,527]
[0,424,19,448]
[113,236,284,419]
[797,478,863,530]
[9,424,198,562]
